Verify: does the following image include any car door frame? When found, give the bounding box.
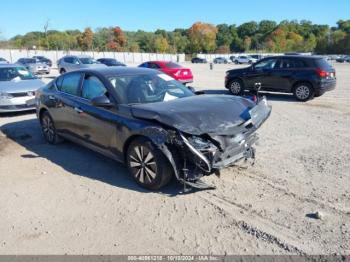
[47,72,84,136]
[244,57,278,89]
[267,58,296,92]
[71,72,125,161]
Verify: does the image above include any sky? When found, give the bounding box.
[0,0,349,39]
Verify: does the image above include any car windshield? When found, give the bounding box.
[79,57,99,64]
[0,67,36,81]
[107,59,118,65]
[109,73,194,105]
[166,62,181,68]
[23,59,36,63]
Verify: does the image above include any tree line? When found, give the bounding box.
[1,20,349,54]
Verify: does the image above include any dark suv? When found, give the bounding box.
[225,55,336,101]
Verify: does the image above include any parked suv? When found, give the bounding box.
[213,57,229,64]
[225,55,336,101]
[33,56,52,67]
[234,55,257,64]
[16,58,50,75]
[58,55,106,74]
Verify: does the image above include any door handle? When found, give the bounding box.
[74,107,84,114]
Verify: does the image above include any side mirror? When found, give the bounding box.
[91,95,113,107]
[187,86,205,95]
[187,86,196,93]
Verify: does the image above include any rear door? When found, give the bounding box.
[73,73,120,157]
[49,72,83,135]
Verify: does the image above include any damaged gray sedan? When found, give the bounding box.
[36,67,271,190]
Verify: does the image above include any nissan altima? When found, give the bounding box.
[36,67,271,190]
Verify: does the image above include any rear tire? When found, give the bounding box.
[229,79,243,95]
[126,137,173,190]
[40,111,63,144]
[293,83,314,101]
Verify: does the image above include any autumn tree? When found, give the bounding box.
[188,22,217,53]
[106,26,127,51]
[77,28,94,50]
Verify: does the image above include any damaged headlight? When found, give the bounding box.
[187,136,212,150]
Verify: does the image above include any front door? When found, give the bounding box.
[267,58,295,92]
[73,73,121,158]
[245,58,278,89]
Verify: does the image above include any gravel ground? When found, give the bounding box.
[0,63,349,255]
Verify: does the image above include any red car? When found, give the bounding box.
[139,61,193,84]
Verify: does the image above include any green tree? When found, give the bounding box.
[154,36,169,53]
[258,20,277,35]
[237,21,258,38]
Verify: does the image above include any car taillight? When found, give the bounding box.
[174,70,181,77]
[316,68,329,78]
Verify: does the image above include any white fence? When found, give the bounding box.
[0,49,185,67]
[197,52,313,61]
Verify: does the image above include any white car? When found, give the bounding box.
[234,55,258,64]
[0,64,45,112]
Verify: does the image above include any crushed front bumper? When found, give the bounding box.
[179,97,271,177]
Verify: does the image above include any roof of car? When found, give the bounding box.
[266,55,323,59]
[63,55,92,58]
[69,66,159,76]
[145,61,174,65]
[0,63,24,68]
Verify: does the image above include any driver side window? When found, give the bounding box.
[254,58,278,70]
[81,75,107,100]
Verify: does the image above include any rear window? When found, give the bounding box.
[166,62,181,68]
[314,58,332,70]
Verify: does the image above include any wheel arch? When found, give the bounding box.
[123,131,180,180]
[291,80,314,93]
[38,107,49,122]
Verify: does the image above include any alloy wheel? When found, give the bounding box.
[295,85,310,100]
[129,146,157,184]
[42,115,55,143]
[230,81,241,95]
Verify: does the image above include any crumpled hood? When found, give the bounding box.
[131,95,257,135]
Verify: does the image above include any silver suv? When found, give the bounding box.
[58,55,107,74]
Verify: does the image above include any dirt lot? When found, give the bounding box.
[0,63,349,255]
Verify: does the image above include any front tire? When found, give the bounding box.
[229,79,243,95]
[126,137,173,190]
[40,111,63,144]
[293,83,314,101]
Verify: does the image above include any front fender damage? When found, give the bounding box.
[140,97,271,191]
